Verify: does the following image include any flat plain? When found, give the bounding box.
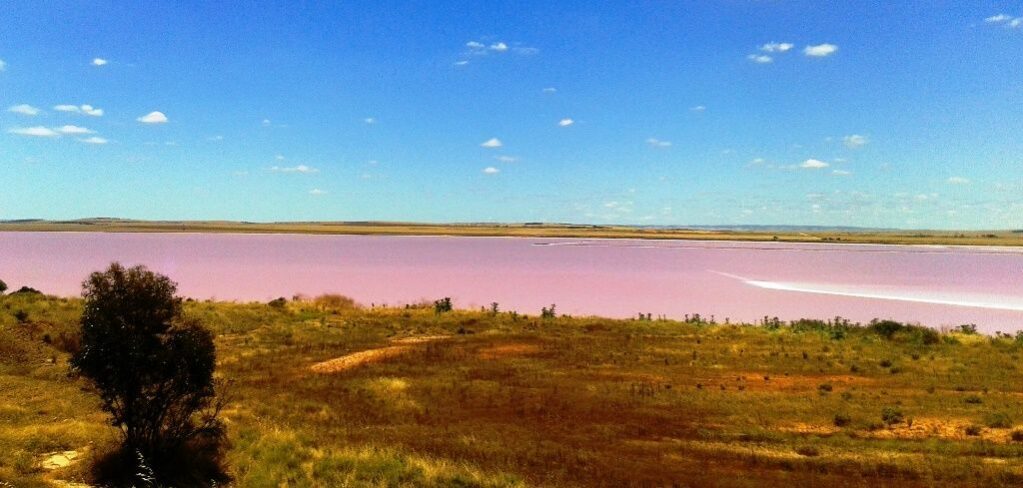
[3,291,1023,487]
[3,219,1022,247]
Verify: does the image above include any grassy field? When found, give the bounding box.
[3,291,1023,487]
[3,218,1022,247]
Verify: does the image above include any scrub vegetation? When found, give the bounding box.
[2,280,1023,486]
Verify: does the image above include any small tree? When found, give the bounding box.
[70,263,227,485]
[0,278,7,294]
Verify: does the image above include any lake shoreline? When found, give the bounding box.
[2,220,1022,248]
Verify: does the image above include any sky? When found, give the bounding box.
[1,1,1021,230]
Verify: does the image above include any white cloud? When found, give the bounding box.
[843,134,868,148]
[542,87,557,93]
[747,54,773,64]
[8,126,59,137]
[948,176,970,185]
[495,155,518,163]
[1011,18,1022,28]
[749,157,766,165]
[489,42,509,52]
[801,158,829,169]
[56,125,95,135]
[8,104,40,116]
[54,104,103,116]
[80,136,108,145]
[0,59,5,71]
[207,135,224,141]
[364,117,376,124]
[832,169,852,176]
[309,189,327,195]
[137,111,168,124]
[482,166,500,174]
[466,41,485,50]
[480,137,503,148]
[275,154,286,161]
[92,58,108,66]
[558,118,574,127]
[760,42,794,53]
[271,164,318,173]
[690,105,706,112]
[804,43,838,57]
[985,13,1012,23]
[262,118,271,126]
[454,60,469,66]
[646,137,672,148]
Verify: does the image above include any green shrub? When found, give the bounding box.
[833,414,852,427]
[1011,430,1023,442]
[882,407,904,426]
[818,383,833,393]
[964,424,983,436]
[964,395,983,405]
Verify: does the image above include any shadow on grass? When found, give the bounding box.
[90,437,230,488]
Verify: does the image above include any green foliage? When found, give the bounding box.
[881,407,904,426]
[0,278,7,294]
[434,297,453,314]
[541,304,557,319]
[68,263,227,485]
[955,323,978,335]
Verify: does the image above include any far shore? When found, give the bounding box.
[2,219,1022,247]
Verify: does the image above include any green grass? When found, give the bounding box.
[3,292,1023,486]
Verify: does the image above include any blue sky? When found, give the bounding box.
[1,1,1021,229]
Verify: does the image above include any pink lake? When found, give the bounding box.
[2,232,1022,332]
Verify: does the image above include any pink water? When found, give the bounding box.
[2,232,1022,332]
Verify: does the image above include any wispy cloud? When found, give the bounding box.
[542,87,557,93]
[804,43,838,57]
[309,188,328,195]
[54,104,104,116]
[489,42,508,52]
[558,118,574,127]
[207,135,224,141]
[947,176,970,185]
[482,166,500,174]
[760,42,794,52]
[8,104,40,116]
[271,164,318,173]
[80,136,108,145]
[480,137,503,148]
[8,126,60,137]
[646,137,672,148]
[56,125,95,135]
[801,158,829,169]
[843,134,868,148]
[137,111,168,124]
[92,58,108,66]
[495,155,518,163]
[986,13,1022,28]
[832,169,852,176]
[747,54,773,64]
[363,117,376,124]
[690,105,706,112]
[0,59,5,71]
